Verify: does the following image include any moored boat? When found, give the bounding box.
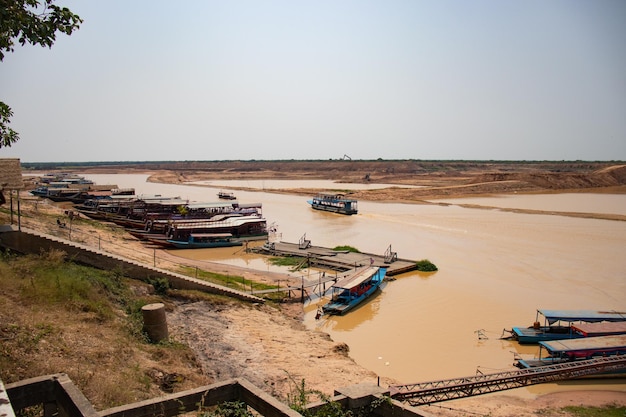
[506,309,626,344]
[164,215,268,242]
[516,334,626,371]
[322,266,386,315]
[218,191,236,200]
[307,193,358,215]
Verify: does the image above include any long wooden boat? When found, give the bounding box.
[322,266,386,315]
[505,309,626,344]
[166,233,243,249]
[516,335,626,372]
[307,193,358,215]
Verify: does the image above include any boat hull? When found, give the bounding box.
[166,240,243,249]
[322,285,380,315]
[310,204,357,215]
[512,326,583,344]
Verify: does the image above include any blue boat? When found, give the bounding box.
[307,193,358,215]
[166,233,243,249]
[507,309,626,344]
[322,266,386,315]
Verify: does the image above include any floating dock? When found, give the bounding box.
[250,237,420,276]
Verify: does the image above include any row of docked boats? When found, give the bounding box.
[67,187,269,249]
[505,309,626,373]
[29,173,133,204]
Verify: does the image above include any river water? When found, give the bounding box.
[81,173,626,397]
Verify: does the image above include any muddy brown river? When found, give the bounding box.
[82,174,626,397]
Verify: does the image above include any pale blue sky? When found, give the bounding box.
[1,0,625,162]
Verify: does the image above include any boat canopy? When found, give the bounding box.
[187,202,238,209]
[571,322,626,337]
[539,334,626,354]
[539,309,626,324]
[332,267,381,290]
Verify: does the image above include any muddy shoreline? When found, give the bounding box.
[15,165,626,416]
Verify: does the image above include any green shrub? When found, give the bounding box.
[415,259,437,272]
[332,245,359,253]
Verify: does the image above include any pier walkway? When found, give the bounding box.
[250,239,419,276]
[389,354,626,406]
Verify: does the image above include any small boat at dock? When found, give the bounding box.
[505,309,626,344]
[516,334,626,372]
[322,266,386,315]
[307,193,358,215]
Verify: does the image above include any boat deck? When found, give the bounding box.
[572,321,626,337]
[541,334,626,354]
[251,241,419,276]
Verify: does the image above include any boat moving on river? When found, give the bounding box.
[307,193,358,215]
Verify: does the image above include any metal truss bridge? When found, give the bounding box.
[389,354,626,406]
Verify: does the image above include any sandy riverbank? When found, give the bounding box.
[11,164,626,416]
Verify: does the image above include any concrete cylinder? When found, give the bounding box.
[142,303,168,343]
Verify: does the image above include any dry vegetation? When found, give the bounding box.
[4,161,626,416]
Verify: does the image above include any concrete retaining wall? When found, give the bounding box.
[0,228,263,303]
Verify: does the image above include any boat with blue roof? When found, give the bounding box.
[321,266,386,315]
[505,309,626,344]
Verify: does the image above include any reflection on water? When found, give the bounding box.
[81,174,626,397]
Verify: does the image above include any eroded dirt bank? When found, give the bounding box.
[13,162,626,415]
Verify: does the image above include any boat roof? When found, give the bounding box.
[314,193,357,201]
[571,322,626,336]
[539,309,626,324]
[332,266,383,290]
[539,334,626,353]
[187,202,238,209]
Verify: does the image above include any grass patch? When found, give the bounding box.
[268,256,307,270]
[332,245,359,253]
[562,405,626,417]
[7,249,127,322]
[178,265,285,297]
[0,249,206,408]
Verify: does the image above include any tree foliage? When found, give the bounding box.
[0,0,82,148]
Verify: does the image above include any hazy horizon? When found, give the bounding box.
[2,1,625,163]
[17,158,626,166]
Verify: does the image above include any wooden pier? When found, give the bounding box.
[250,237,419,276]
